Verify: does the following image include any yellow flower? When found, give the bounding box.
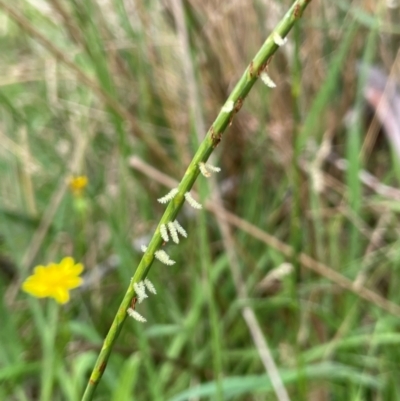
[69,175,88,196]
[22,257,84,304]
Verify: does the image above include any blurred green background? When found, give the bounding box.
[1,0,400,400]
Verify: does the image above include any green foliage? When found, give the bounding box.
[0,0,399,400]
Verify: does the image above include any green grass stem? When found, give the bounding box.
[81,1,313,399]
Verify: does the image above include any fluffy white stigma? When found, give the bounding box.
[127,308,147,322]
[144,278,157,294]
[160,224,169,242]
[199,162,211,177]
[155,249,175,265]
[260,71,276,88]
[133,281,148,303]
[199,162,221,178]
[140,245,148,252]
[173,220,187,238]
[205,163,221,173]
[167,222,179,244]
[272,32,287,47]
[157,188,179,204]
[184,192,202,209]
[221,100,234,113]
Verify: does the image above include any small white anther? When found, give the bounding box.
[184,192,202,209]
[157,188,179,204]
[127,308,147,322]
[134,281,148,303]
[173,220,187,238]
[167,222,179,244]
[260,71,276,88]
[221,100,234,113]
[155,249,176,265]
[272,32,287,47]
[160,224,169,242]
[144,278,157,294]
[140,245,148,252]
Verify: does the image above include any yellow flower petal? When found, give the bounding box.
[33,266,47,277]
[22,280,49,298]
[60,258,83,276]
[60,257,74,269]
[52,287,70,304]
[64,276,83,289]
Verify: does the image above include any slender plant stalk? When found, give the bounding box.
[81,1,313,399]
[40,302,59,401]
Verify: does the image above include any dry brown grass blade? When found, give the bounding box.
[0,0,171,168]
[129,155,400,318]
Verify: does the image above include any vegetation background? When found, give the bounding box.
[1,0,400,400]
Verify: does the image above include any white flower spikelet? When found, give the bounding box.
[167,222,179,244]
[160,224,169,242]
[140,245,148,252]
[127,308,147,322]
[173,220,187,238]
[184,192,202,209]
[144,278,157,294]
[260,72,276,88]
[273,32,287,47]
[221,100,234,113]
[155,249,175,265]
[134,281,148,303]
[157,188,179,204]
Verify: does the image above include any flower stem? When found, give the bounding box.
[81,1,313,399]
[38,301,59,401]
